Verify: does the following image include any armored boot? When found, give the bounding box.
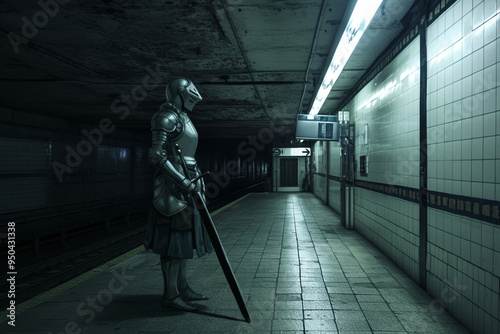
[178,259,208,301]
[160,257,196,311]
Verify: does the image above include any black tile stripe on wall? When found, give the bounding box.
[318,173,499,226]
[353,179,499,226]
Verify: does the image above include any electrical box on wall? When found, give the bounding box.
[360,155,367,176]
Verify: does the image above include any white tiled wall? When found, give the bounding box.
[427,0,499,201]
[426,0,500,332]
[311,1,500,332]
[351,38,421,189]
[355,188,420,280]
[348,37,422,281]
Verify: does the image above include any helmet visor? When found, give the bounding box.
[183,81,202,111]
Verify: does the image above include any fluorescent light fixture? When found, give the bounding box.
[308,0,383,117]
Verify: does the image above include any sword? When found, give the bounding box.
[175,145,251,323]
[191,171,209,184]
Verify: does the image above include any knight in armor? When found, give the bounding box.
[144,78,213,311]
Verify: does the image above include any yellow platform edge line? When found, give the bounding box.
[210,192,252,217]
[1,193,254,322]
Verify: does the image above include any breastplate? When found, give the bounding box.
[172,112,198,168]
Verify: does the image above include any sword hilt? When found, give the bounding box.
[175,144,190,177]
[175,144,208,191]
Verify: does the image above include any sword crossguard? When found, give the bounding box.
[192,171,209,184]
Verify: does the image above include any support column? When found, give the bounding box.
[326,141,330,206]
[418,3,429,289]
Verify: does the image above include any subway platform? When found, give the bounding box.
[1,193,471,334]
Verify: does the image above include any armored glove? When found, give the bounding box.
[179,176,197,194]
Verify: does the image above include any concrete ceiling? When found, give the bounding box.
[0,0,416,139]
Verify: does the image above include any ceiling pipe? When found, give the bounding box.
[200,81,312,85]
[296,0,329,116]
[300,0,358,117]
[219,1,270,120]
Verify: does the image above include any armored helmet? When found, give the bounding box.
[165,78,202,112]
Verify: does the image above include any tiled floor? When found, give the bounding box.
[1,193,471,333]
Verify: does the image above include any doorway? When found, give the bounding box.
[280,158,298,187]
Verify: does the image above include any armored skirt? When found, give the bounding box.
[144,191,213,259]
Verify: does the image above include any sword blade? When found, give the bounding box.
[192,191,251,323]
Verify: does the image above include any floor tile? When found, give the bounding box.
[2,193,473,334]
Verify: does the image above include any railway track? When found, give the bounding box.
[0,225,146,308]
[0,184,264,308]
